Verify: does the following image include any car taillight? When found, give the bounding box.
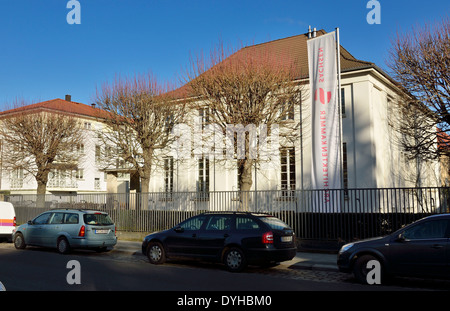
[262,231,273,244]
[78,225,85,237]
[13,216,16,227]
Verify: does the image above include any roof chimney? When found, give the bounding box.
[313,28,317,38]
[65,94,71,102]
[308,26,312,39]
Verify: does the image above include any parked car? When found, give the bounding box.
[13,209,117,254]
[0,202,16,242]
[338,214,450,284]
[141,212,297,272]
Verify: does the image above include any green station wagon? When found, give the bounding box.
[13,209,117,254]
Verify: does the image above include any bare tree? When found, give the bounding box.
[387,16,450,161]
[95,73,186,197]
[0,102,85,206]
[185,41,304,209]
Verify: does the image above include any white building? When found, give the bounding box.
[0,97,112,195]
[148,30,441,196]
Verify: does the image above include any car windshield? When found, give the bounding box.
[259,216,291,230]
[83,213,114,226]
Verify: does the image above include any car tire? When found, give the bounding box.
[146,242,166,264]
[13,233,26,249]
[353,254,383,285]
[224,247,246,272]
[57,237,71,254]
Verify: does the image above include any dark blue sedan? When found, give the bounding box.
[142,212,297,272]
[338,214,450,284]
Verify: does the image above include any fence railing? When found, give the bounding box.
[5,187,450,243]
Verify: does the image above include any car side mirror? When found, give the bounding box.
[174,226,184,233]
[395,233,406,242]
[27,220,33,225]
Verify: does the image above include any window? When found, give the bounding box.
[236,216,260,231]
[205,215,232,231]
[83,213,114,226]
[95,145,101,163]
[11,168,24,188]
[340,88,346,117]
[179,215,206,231]
[280,102,294,121]
[197,157,209,198]
[402,220,449,240]
[199,108,209,129]
[76,143,85,154]
[343,142,348,191]
[49,212,64,224]
[76,169,84,180]
[260,216,291,230]
[164,156,174,194]
[165,115,174,133]
[64,213,79,224]
[280,147,296,196]
[94,177,101,190]
[33,213,51,224]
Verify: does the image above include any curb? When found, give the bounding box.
[288,262,339,272]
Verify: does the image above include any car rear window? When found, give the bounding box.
[259,216,291,230]
[83,213,114,226]
[236,216,261,231]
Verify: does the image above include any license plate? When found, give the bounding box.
[281,236,292,242]
[95,229,109,234]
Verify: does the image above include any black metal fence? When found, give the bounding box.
[5,187,450,244]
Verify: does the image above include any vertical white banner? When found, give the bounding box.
[308,32,341,211]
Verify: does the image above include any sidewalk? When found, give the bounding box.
[114,239,339,272]
[282,251,338,272]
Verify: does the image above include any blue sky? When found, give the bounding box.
[0,0,448,110]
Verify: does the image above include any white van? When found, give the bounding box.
[0,202,16,242]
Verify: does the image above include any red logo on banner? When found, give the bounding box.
[315,88,332,105]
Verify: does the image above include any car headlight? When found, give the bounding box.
[339,243,354,254]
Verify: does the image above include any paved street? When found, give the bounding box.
[1,240,450,293]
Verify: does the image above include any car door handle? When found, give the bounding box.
[192,234,197,238]
[224,234,229,238]
[432,244,444,249]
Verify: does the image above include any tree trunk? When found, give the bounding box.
[138,160,152,210]
[36,181,47,209]
[238,159,253,211]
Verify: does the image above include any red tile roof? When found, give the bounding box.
[0,98,106,119]
[438,128,450,152]
[172,29,376,99]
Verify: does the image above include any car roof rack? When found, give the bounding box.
[48,207,106,212]
[200,211,273,215]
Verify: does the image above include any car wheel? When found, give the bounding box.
[353,254,382,284]
[13,233,26,249]
[57,237,71,254]
[224,247,246,272]
[147,242,166,264]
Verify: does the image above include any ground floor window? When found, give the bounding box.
[280,147,295,196]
